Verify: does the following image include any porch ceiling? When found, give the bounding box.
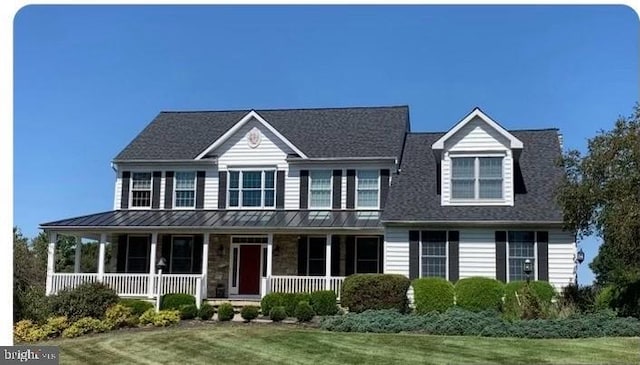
[40,210,382,230]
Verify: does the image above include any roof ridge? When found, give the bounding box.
[158,105,410,114]
[408,128,559,135]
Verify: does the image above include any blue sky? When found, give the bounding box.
[13,5,638,285]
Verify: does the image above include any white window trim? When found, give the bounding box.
[125,234,150,273]
[306,236,327,276]
[228,235,268,295]
[308,170,333,209]
[419,231,449,280]
[506,231,538,283]
[227,168,277,209]
[173,171,197,210]
[450,154,505,203]
[354,236,381,274]
[170,235,195,274]
[355,170,380,209]
[129,171,154,209]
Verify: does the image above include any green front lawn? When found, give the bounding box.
[46,323,639,365]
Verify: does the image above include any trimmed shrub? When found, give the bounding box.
[179,304,198,320]
[455,277,504,312]
[595,285,616,311]
[139,308,157,326]
[17,287,51,324]
[295,301,315,322]
[119,299,154,316]
[49,282,119,321]
[309,291,338,316]
[14,320,47,343]
[282,293,311,317]
[42,316,69,338]
[198,304,215,320]
[269,306,287,322]
[412,277,455,314]
[104,304,134,330]
[261,292,285,316]
[341,274,411,313]
[161,293,196,310]
[240,306,260,322]
[62,317,108,338]
[153,310,181,327]
[217,303,235,321]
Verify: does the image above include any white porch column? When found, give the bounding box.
[98,233,107,282]
[74,236,82,273]
[325,234,332,290]
[265,233,273,296]
[201,233,209,299]
[45,232,57,295]
[148,232,158,298]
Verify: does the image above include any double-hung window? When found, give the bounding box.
[451,157,503,200]
[126,235,150,273]
[228,170,275,208]
[309,170,331,208]
[356,170,379,208]
[307,237,326,276]
[355,236,380,273]
[174,171,196,208]
[421,231,447,278]
[131,172,152,207]
[170,236,194,274]
[508,231,535,282]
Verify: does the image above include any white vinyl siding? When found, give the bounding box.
[458,229,497,279]
[203,168,219,209]
[383,227,409,277]
[548,229,577,291]
[445,116,511,152]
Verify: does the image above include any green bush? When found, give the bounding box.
[41,316,69,338]
[261,292,285,316]
[139,308,157,326]
[161,293,196,310]
[269,306,287,322]
[49,282,119,321]
[595,285,616,311]
[217,303,235,321]
[412,277,455,314]
[309,291,338,316]
[240,306,260,322]
[504,281,555,320]
[152,310,181,327]
[14,320,47,342]
[103,304,134,330]
[179,304,198,320]
[341,274,411,313]
[612,279,640,318]
[455,277,504,312]
[559,284,597,314]
[17,287,51,324]
[61,317,108,338]
[119,299,154,316]
[295,301,315,322]
[283,293,311,317]
[198,304,215,320]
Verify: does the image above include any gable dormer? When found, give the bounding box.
[432,108,523,206]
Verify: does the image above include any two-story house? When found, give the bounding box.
[40,106,577,306]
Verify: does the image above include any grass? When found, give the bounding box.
[44,322,639,365]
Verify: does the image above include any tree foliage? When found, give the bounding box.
[557,104,640,285]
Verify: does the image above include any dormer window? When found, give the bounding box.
[451,157,503,200]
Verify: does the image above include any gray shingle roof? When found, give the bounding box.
[114,106,409,160]
[381,129,565,223]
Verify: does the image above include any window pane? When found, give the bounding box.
[357,190,378,207]
[451,180,474,199]
[175,172,195,189]
[356,260,378,274]
[508,231,535,282]
[308,259,326,276]
[452,158,474,179]
[171,238,193,274]
[479,180,502,199]
[242,190,261,207]
[128,237,149,257]
[127,258,148,273]
[131,191,151,207]
[310,171,331,189]
[308,237,326,259]
[357,170,378,189]
[357,238,379,260]
[229,171,239,188]
[243,171,262,189]
[479,158,502,179]
[422,257,446,278]
[229,190,239,207]
[132,172,152,189]
[175,191,195,207]
[264,190,275,207]
[264,171,275,189]
[509,258,536,282]
[310,190,331,208]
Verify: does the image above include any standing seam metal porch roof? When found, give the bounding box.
[40,210,383,230]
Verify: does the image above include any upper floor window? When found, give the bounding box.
[131,172,152,207]
[309,170,331,208]
[175,171,196,208]
[508,231,535,282]
[228,170,275,208]
[356,170,379,208]
[451,157,503,200]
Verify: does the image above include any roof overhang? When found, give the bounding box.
[381,220,567,228]
[431,107,524,150]
[286,156,397,165]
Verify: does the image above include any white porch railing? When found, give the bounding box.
[103,274,149,297]
[50,273,99,295]
[269,276,346,299]
[155,274,202,297]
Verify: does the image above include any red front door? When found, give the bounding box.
[239,245,261,295]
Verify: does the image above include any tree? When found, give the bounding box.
[13,227,48,322]
[557,104,640,285]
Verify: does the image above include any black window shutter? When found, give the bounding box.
[161,234,172,273]
[331,235,341,276]
[379,169,390,209]
[495,231,507,282]
[297,235,308,275]
[276,170,285,209]
[448,231,460,283]
[345,236,355,275]
[116,234,128,273]
[164,171,174,209]
[120,171,131,209]
[537,231,549,281]
[409,230,420,280]
[378,235,384,273]
[196,171,205,209]
[218,171,227,209]
[299,170,309,209]
[152,171,161,209]
[346,170,356,209]
[192,235,203,274]
[436,162,441,195]
[332,170,342,209]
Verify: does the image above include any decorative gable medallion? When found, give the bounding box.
[246,127,262,148]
